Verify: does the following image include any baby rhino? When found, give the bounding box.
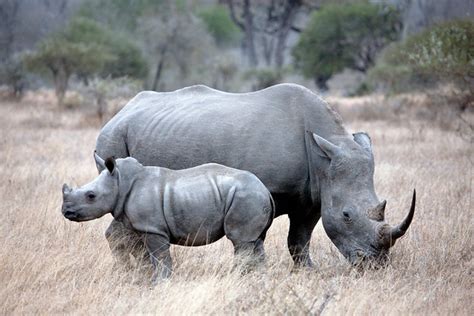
[62,153,274,283]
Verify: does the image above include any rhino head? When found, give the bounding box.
[310,132,415,266]
[62,153,119,222]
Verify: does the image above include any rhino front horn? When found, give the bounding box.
[390,189,416,243]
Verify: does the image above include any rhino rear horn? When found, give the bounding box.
[368,200,386,221]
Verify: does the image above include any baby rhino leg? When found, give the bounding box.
[144,233,172,285]
[105,219,148,267]
[224,194,271,272]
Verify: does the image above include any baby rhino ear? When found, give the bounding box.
[105,157,116,175]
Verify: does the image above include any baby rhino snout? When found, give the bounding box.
[61,201,78,220]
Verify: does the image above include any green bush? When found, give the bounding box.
[198,5,240,46]
[245,68,283,90]
[24,17,147,106]
[101,34,148,79]
[368,19,474,93]
[292,2,400,89]
[0,53,28,98]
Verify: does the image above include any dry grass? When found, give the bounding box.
[0,94,472,315]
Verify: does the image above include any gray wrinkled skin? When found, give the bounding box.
[62,155,274,282]
[95,83,415,267]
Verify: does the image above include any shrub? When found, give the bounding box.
[198,5,240,46]
[292,2,400,89]
[0,53,27,98]
[245,68,283,90]
[368,19,474,95]
[24,17,147,106]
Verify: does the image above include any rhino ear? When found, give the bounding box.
[94,151,106,172]
[311,133,341,159]
[353,132,372,153]
[105,157,116,175]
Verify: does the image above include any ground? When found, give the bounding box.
[0,92,472,314]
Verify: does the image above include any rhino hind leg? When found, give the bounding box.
[144,233,172,285]
[231,238,266,273]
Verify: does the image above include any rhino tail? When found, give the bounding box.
[259,194,276,240]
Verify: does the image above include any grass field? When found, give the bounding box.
[0,93,472,314]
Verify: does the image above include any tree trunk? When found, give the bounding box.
[53,67,69,107]
[243,0,258,66]
[227,0,258,67]
[151,46,167,91]
[275,0,302,68]
[262,35,274,66]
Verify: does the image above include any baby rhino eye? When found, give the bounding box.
[86,191,96,201]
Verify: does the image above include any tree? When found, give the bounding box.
[292,2,401,89]
[138,2,215,91]
[0,0,21,62]
[0,53,27,98]
[224,0,305,68]
[25,17,147,106]
[198,5,241,46]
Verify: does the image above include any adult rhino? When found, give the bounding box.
[96,83,415,268]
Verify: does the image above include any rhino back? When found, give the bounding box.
[97,84,348,196]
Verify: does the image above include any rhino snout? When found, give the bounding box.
[63,210,78,220]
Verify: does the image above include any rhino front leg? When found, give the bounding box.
[105,219,148,267]
[287,207,320,269]
[144,233,172,285]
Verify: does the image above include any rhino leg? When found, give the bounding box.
[144,233,172,284]
[232,239,266,273]
[287,206,320,269]
[105,219,148,267]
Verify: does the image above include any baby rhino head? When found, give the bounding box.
[62,153,119,222]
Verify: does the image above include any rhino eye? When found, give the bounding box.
[86,191,96,201]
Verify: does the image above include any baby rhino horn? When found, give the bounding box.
[62,183,71,195]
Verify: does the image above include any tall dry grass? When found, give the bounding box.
[0,95,472,315]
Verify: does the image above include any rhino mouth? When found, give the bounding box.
[63,210,80,221]
[350,249,389,268]
[62,205,85,221]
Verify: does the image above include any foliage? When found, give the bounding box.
[100,34,148,79]
[198,5,240,46]
[404,19,473,84]
[368,19,474,93]
[24,17,147,106]
[245,68,283,90]
[25,18,113,78]
[78,0,164,31]
[0,53,27,98]
[292,2,401,89]
[138,5,216,91]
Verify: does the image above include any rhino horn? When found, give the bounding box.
[389,189,416,244]
[62,183,71,195]
[368,200,386,221]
